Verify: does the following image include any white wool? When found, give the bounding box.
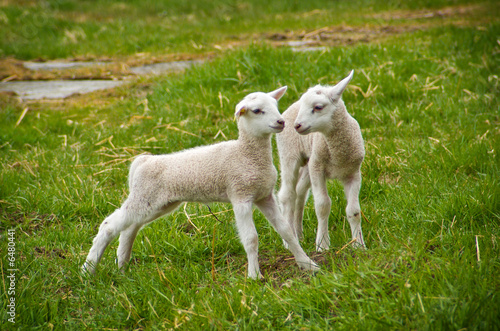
[82,87,319,279]
[277,71,366,252]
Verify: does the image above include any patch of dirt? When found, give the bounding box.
[34,246,68,259]
[258,249,362,287]
[265,24,423,48]
[1,211,60,233]
[217,4,484,51]
[0,52,212,82]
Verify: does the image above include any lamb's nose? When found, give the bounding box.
[277,119,285,126]
[295,123,302,130]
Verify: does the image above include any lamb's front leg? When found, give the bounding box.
[255,194,319,272]
[294,166,311,241]
[343,173,366,248]
[232,201,261,279]
[277,161,302,247]
[310,174,331,252]
[277,182,298,240]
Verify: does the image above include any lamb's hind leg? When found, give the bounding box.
[117,224,142,270]
[82,208,132,275]
[116,201,182,270]
[343,172,366,248]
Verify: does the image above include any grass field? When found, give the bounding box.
[1,0,499,329]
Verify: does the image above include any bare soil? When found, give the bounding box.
[0,4,483,82]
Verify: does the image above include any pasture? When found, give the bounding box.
[0,0,499,329]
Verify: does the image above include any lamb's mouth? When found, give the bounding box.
[270,125,284,132]
[296,126,311,135]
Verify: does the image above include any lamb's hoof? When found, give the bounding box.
[248,272,263,280]
[81,262,95,276]
[309,261,320,273]
[316,245,329,253]
[351,238,367,250]
[298,259,320,273]
[315,237,330,252]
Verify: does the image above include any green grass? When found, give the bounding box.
[1,0,500,330]
[0,0,493,60]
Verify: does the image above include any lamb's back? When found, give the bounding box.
[129,140,275,203]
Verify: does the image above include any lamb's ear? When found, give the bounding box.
[268,86,288,101]
[328,70,353,101]
[234,102,246,118]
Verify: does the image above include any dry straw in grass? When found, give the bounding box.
[15,107,29,127]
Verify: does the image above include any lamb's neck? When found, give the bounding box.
[323,107,351,149]
[237,131,273,161]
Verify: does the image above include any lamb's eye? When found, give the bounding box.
[313,105,324,112]
[252,108,263,114]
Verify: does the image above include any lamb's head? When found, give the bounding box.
[294,70,353,135]
[235,86,287,137]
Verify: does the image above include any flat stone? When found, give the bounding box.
[129,60,203,75]
[5,60,203,100]
[23,61,106,71]
[291,46,328,52]
[286,40,316,47]
[0,80,125,100]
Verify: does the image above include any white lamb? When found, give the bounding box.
[82,86,319,279]
[277,70,366,252]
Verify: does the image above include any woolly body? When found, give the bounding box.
[277,71,366,251]
[128,137,276,208]
[82,87,319,279]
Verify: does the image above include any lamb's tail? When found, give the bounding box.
[128,154,151,189]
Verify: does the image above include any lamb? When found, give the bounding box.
[81,86,319,279]
[276,70,366,252]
